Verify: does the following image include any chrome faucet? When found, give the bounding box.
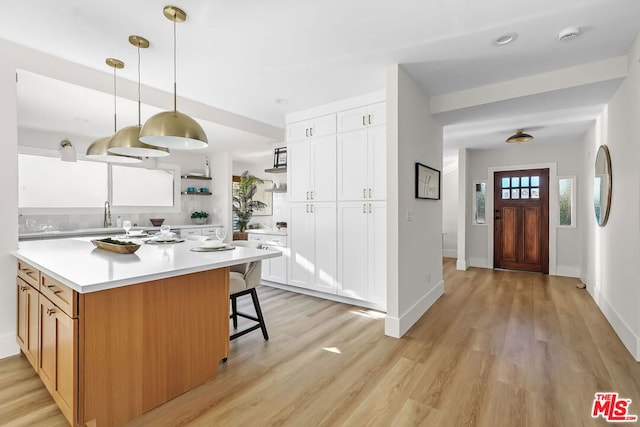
[104,201,112,228]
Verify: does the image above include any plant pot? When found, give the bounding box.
[193,218,207,225]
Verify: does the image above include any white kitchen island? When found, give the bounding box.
[13,237,279,426]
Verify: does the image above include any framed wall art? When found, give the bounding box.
[415,162,440,200]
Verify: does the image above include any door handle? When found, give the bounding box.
[495,217,501,220]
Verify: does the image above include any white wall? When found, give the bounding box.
[442,163,458,258]
[0,59,19,358]
[385,65,444,338]
[580,34,640,361]
[464,140,583,276]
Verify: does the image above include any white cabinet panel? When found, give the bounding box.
[368,126,387,200]
[287,114,336,142]
[288,140,312,202]
[312,203,337,292]
[337,202,368,300]
[337,102,386,133]
[201,227,220,237]
[311,135,337,202]
[180,229,201,237]
[337,130,368,201]
[288,205,314,288]
[267,249,288,284]
[337,201,386,306]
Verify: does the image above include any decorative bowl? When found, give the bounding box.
[150,218,165,226]
[91,238,141,254]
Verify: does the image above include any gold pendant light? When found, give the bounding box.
[86,58,143,163]
[505,129,534,143]
[140,5,208,149]
[108,36,169,158]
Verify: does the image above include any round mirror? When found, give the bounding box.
[594,145,612,226]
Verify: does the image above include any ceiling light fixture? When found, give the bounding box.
[59,140,77,162]
[140,5,208,149]
[108,36,170,158]
[86,58,142,164]
[275,97,289,105]
[493,32,518,46]
[506,129,534,144]
[558,27,581,41]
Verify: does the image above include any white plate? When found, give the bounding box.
[201,241,229,249]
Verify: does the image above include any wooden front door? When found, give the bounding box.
[494,169,549,273]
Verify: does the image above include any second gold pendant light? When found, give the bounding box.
[140,5,208,149]
[108,36,169,158]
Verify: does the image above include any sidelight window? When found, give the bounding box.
[558,176,576,227]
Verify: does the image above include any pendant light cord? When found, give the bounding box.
[137,45,142,126]
[113,66,117,133]
[173,15,177,112]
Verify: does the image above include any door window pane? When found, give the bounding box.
[521,176,530,187]
[531,176,540,186]
[502,189,510,199]
[531,188,540,199]
[511,177,520,188]
[502,177,510,188]
[521,188,530,199]
[511,189,520,199]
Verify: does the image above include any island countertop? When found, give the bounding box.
[12,237,280,294]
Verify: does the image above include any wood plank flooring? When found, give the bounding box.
[1,259,639,426]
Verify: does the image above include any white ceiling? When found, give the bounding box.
[3,0,640,161]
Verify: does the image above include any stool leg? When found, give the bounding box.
[231,295,238,329]
[250,288,269,341]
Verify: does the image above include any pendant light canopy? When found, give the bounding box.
[140,6,208,149]
[109,36,169,158]
[505,129,534,144]
[86,58,143,163]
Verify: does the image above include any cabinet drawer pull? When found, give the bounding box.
[46,308,56,316]
[46,284,62,294]
[362,115,366,126]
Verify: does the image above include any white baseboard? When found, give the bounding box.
[469,257,488,268]
[588,286,640,362]
[456,259,468,270]
[443,249,457,258]
[261,281,386,312]
[0,332,19,360]
[555,265,581,278]
[385,280,444,338]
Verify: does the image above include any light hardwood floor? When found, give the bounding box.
[1,259,639,426]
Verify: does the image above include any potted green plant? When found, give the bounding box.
[191,210,209,225]
[233,171,267,232]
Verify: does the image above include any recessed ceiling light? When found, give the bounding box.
[275,97,289,105]
[493,32,518,46]
[558,27,581,41]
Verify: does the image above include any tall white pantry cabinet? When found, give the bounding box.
[286,93,386,309]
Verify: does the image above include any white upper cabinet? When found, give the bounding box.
[287,114,336,142]
[337,102,386,133]
[337,123,386,201]
[288,134,336,203]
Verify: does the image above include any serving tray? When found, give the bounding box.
[145,239,185,245]
[91,238,141,254]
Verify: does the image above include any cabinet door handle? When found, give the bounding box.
[369,203,372,213]
[362,116,366,126]
[310,191,314,200]
[46,284,62,294]
[305,128,309,137]
[306,204,309,213]
[363,203,367,213]
[20,285,28,292]
[363,188,366,198]
[368,114,372,125]
[309,127,313,137]
[369,188,372,198]
[310,204,314,213]
[46,308,56,316]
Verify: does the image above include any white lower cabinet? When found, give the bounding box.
[248,233,288,285]
[288,202,337,293]
[337,201,386,306]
